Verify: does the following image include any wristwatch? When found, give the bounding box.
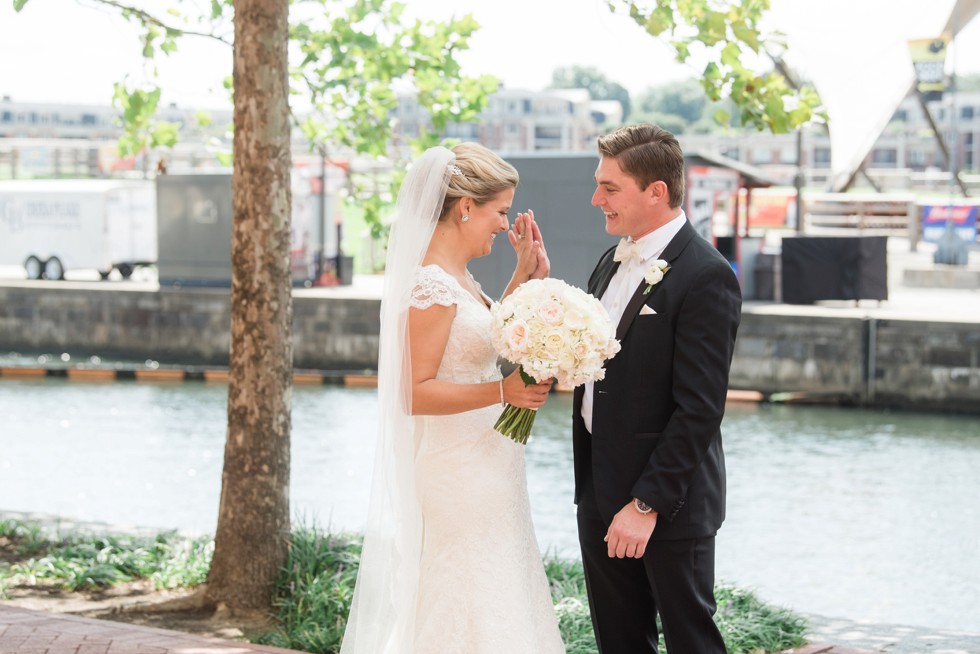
[633,498,653,514]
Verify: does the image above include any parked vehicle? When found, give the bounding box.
[0,179,156,280]
[156,173,322,287]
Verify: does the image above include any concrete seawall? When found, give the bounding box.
[730,311,980,412]
[0,283,380,372]
[1,280,977,412]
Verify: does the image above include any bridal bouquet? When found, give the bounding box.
[490,278,621,444]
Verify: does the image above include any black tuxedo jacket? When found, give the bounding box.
[573,220,742,541]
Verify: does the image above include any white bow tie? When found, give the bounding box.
[613,237,643,266]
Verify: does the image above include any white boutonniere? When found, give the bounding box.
[643,259,670,295]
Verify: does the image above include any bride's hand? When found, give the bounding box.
[502,368,552,410]
[508,210,550,281]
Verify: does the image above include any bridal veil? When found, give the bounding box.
[340,146,456,654]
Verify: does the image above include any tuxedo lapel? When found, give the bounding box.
[615,221,698,341]
[660,219,697,263]
[616,281,654,341]
[591,255,620,299]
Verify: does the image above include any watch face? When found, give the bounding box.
[634,498,652,513]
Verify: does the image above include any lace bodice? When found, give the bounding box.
[410,265,501,385]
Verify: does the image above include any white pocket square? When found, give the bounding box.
[639,305,657,316]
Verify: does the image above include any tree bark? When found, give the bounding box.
[205,0,292,612]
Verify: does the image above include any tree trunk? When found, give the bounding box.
[205,0,292,613]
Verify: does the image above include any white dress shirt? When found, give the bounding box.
[581,212,687,434]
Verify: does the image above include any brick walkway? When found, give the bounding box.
[0,605,307,654]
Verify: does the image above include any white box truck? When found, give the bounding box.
[0,179,156,280]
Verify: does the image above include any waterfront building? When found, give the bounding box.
[391,87,622,153]
[1,90,977,193]
[680,92,980,191]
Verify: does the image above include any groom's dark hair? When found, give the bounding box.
[597,124,685,209]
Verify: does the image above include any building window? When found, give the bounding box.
[962,106,974,121]
[893,109,908,122]
[446,123,479,139]
[1,111,10,123]
[872,148,897,165]
[82,113,97,125]
[813,147,831,167]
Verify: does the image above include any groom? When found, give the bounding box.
[573,124,742,653]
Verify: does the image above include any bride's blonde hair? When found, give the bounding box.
[439,142,519,221]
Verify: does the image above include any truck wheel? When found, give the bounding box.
[99,270,112,280]
[24,256,43,280]
[43,257,65,281]
[117,264,134,279]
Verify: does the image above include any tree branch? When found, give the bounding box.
[79,0,233,46]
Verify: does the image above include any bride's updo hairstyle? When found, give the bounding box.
[439,142,519,221]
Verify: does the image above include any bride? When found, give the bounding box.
[340,143,565,653]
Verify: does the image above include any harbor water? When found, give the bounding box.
[1,377,978,632]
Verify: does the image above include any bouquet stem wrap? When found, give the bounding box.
[494,367,539,445]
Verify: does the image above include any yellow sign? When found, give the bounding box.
[908,37,949,101]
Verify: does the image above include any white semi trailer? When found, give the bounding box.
[0,179,156,280]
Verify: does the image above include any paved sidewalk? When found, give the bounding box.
[800,614,980,654]
[4,603,980,654]
[0,605,305,654]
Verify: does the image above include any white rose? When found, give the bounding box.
[558,349,577,373]
[538,299,564,325]
[505,319,530,353]
[564,308,589,330]
[543,331,564,357]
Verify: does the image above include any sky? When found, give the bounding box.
[2,0,979,110]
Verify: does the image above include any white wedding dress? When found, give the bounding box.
[409,264,565,653]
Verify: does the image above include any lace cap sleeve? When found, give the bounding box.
[410,265,458,310]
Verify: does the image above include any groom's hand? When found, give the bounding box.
[604,503,657,559]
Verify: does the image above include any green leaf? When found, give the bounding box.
[519,367,538,386]
[150,122,180,149]
[720,41,741,68]
[645,11,670,36]
[731,20,760,52]
[13,0,30,10]
[713,108,730,125]
[214,150,234,167]
[671,40,691,63]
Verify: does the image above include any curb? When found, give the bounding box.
[0,365,378,388]
[0,365,771,401]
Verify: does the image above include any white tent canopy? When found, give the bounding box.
[766,0,980,190]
